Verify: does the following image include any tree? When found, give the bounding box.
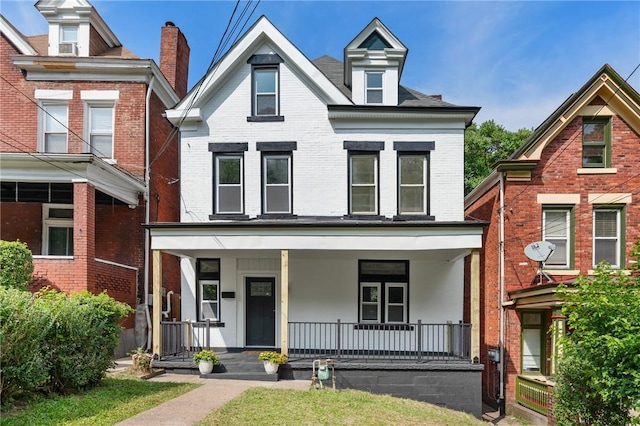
[554,239,640,425]
[464,120,532,194]
[0,240,34,291]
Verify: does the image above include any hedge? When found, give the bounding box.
[0,240,34,291]
[0,288,133,402]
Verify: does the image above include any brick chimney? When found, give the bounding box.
[159,21,190,99]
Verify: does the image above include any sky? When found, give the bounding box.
[2,0,639,131]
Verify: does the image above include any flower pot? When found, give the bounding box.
[263,360,279,374]
[198,360,214,374]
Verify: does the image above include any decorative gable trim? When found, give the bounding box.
[510,65,640,162]
[168,15,352,121]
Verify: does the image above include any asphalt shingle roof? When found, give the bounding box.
[312,55,459,107]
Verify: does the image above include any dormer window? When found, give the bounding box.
[59,25,78,55]
[365,72,383,104]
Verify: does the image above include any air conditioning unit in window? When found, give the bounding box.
[58,42,78,55]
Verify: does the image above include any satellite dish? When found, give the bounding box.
[524,241,556,285]
[524,241,556,262]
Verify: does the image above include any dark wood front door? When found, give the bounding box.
[245,277,276,347]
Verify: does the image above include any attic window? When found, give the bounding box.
[59,26,78,55]
[365,72,383,104]
[358,31,392,50]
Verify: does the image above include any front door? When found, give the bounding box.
[245,277,276,347]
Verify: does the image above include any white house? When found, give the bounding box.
[150,16,484,415]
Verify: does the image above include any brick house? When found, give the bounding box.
[0,0,189,355]
[464,64,640,424]
[149,16,486,415]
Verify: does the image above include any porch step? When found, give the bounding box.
[201,371,279,381]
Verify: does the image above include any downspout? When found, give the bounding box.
[498,171,506,415]
[144,75,156,350]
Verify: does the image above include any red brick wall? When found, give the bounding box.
[466,112,640,410]
[0,203,42,252]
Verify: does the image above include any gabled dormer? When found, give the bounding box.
[35,0,120,57]
[344,18,407,106]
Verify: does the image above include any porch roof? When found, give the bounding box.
[0,153,146,205]
[148,219,485,256]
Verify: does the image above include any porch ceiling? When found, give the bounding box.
[149,222,483,254]
[0,153,146,205]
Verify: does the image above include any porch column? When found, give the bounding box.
[470,248,480,362]
[280,250,289,356]
[550,308,566,375]
[152,250,162,357]
[72,180,96,292]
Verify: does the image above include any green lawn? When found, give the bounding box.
[1,375,199,426]
[196,388,486,426]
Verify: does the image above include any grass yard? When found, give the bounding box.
[197,388,486,426]
[0,375,199,426]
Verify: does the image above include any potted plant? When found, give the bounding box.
[193,349,220,374]
[258,351,288,374]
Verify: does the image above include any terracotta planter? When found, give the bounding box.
[198,360,214,374]
[263,360,279,374]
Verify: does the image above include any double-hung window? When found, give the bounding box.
[42,103,68,153]
[215,155,243,214]
[59,25,78,55]
[350,154,378,215]
[593,208,623,268]
[359,260,409,324]
[43,204,73,256]
[365,71,383,104]
[582,118,611,168]
[197,259,220,321]
[87,105,114,158]
[263,154,292,214]
[398,154,428,214]
[542,207,573,268]
[254,68,278,116]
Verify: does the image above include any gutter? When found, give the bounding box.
[498,171,506,414]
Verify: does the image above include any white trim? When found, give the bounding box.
[81,90,120,100]
[536,194,580,205]
[588,193,632,205]
[42,203,74,256]
[35,89,73,100]
[0,15,38,55]
[360,282,381,322]
[385,282,408,323]
[593,208,621,268]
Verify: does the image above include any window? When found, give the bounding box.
[593,208,623,268]
[350,154,378,214]
[43,204,73,256]
[87,105,114,158]
[41,103,68,153]
[582,118,611,168]
[398,154,428,214]
[60,26,78,43]
[521,312,545,374]
[365,72,383,104]
[215,154,243,214]
[263,154,291,214]
[197,259,220,321]
[542,207,573,268]
[358,260,409,323]
[254,68,278,116]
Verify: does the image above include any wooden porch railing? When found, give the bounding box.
[516,375,550,415]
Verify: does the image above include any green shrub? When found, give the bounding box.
[0,287,50,402]
[0,240,34,291]
[37,290,132,393]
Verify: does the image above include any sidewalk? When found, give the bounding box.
[111,358,310,426]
